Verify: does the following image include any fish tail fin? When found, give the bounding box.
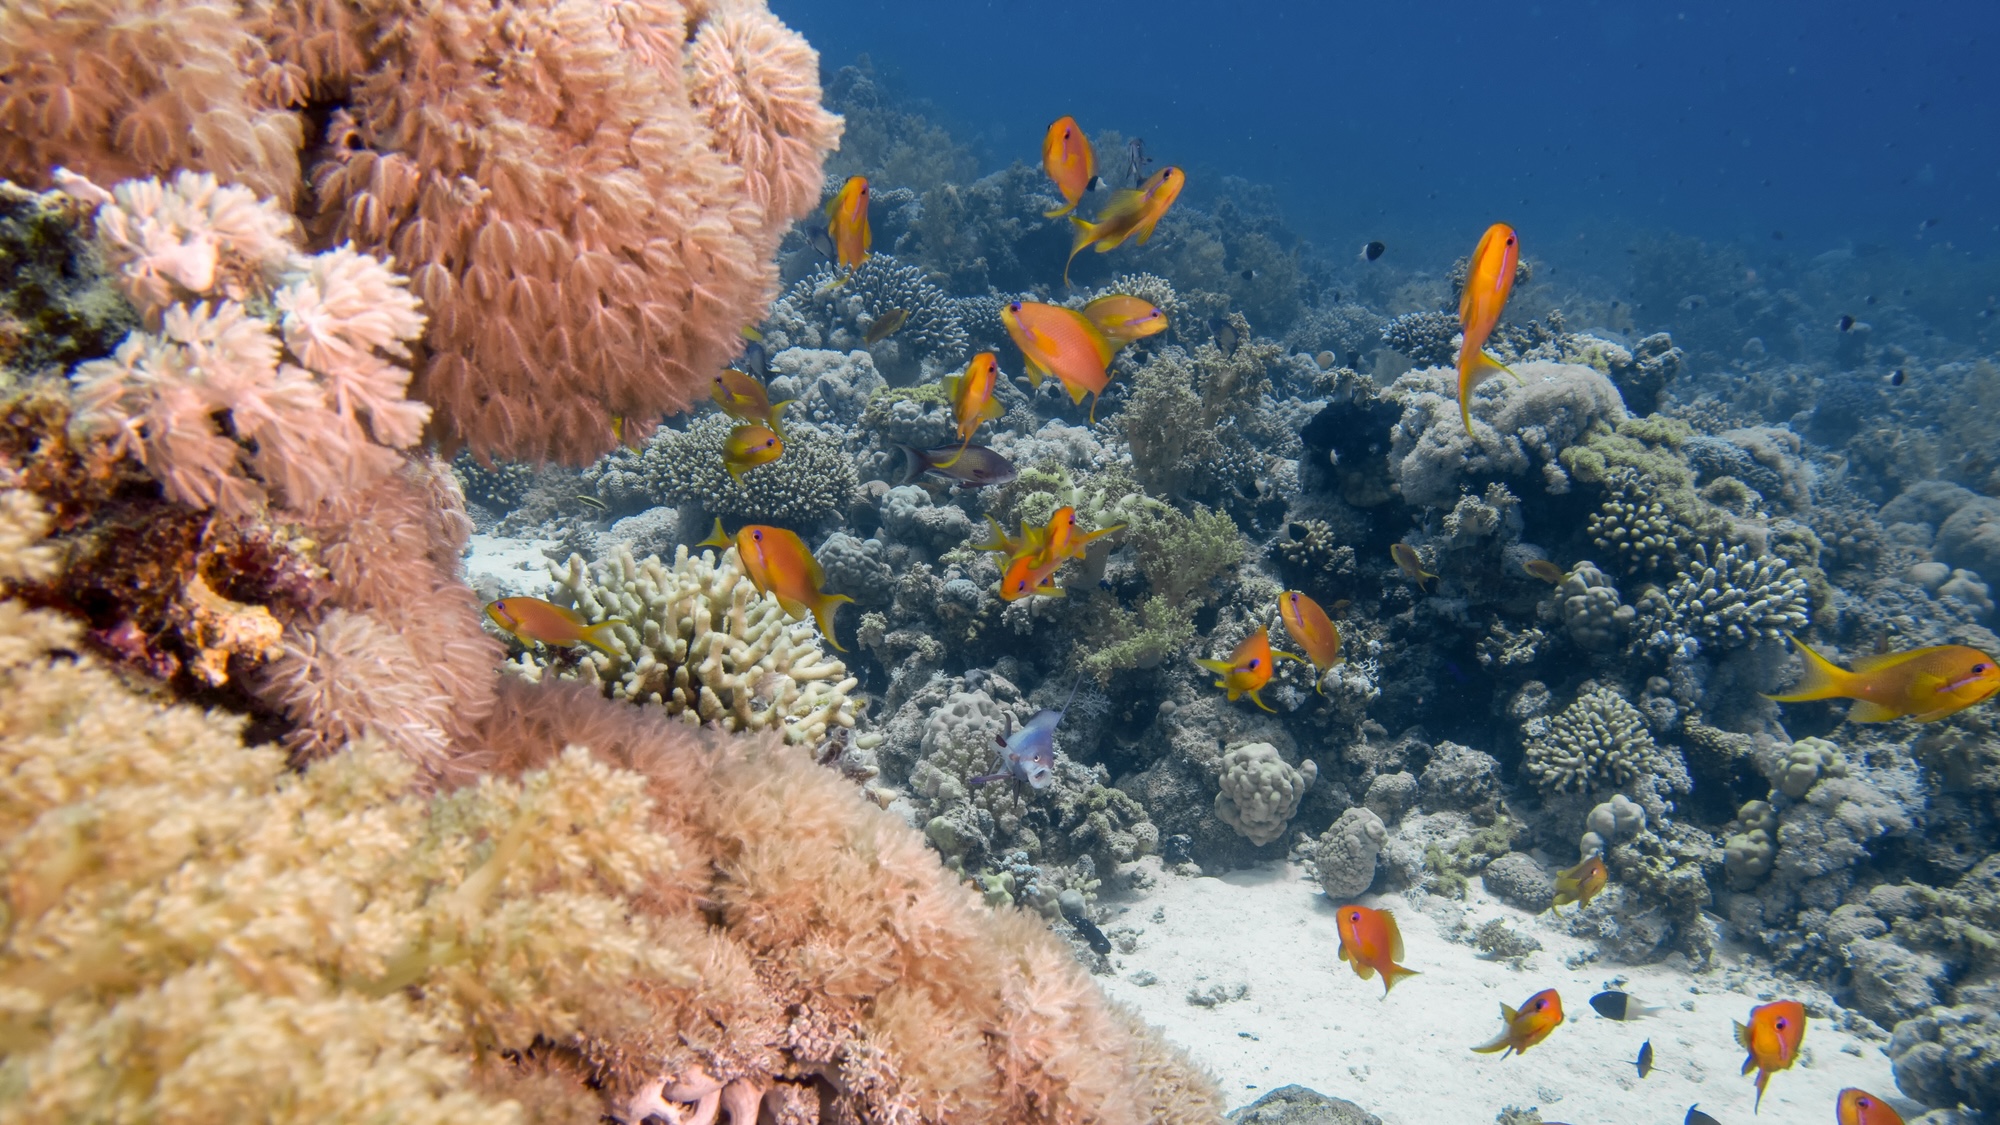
[579,619,627,657]
[813,594,854,652]
[1043,198,1078,219]
[698,517,732,551]
[1272,647,1308,665]
[1765,633,1855,702]
[1490,351,1524,384]
[1065,215,1097,286]
[1470,1033,1515,1055]
[1380,963,1420,995]
[1456,349,1515,436]
[899,445,926,484]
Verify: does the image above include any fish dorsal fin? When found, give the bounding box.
[1382,911,1405,962]
[1849,646,1946,673]
[802,548,829,591]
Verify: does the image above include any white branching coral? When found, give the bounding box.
[1523,685,1657,795]
[505,544,859,745]
[60,170,428,516]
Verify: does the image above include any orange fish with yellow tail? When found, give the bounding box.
[1456,222,1524,436]
[1390,543,1437,592]
[1838,1088,1905,1125]
[1196,626,1302,712]
[1278,591,1342,692]
[485,597,625,656]
[1001,300,1115,420]
[1065,166,1185,285]
[1082,294,1169,346]
[1334,904,1419,997]
[1736,999,1806,1113]
[1000,548,1068,601]
[1766,633,2000,722]
[1040,116,1100,218]
[940,352,1006,467]
[698,520,853,650]
[1552,855,1609,911]
[1472,988,1564,1058]
[711,368,789,432]
[824,176,871,270]
[1040,506,1123,562]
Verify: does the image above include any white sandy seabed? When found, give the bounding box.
[1097,858,1914,1125]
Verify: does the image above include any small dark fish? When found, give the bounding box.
[864,307,910,344]
[1637,1039,1654,1078]
[899,443,1017,487]
[1864,294,1877,305]
[1838,314,1856,331]
[1920,217,1940,230]
[739,341,770,382]
[1590,990,1665,1021]
[575,493,608,511]
[807,225,836,261]
[1068,912,1112,955]
[1361,240,1386,262]
[1686,1106,1721,1125]
[1889,369,1906,386]
[1240,268,1258,281]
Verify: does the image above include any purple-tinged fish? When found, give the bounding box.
[899,443,1018,487]
[970,675,1081,790]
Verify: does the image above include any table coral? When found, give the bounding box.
[505,543,858,746]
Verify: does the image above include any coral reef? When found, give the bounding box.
[1310,807,1388,899]
[586,413,856,529]
[1214,741,1317,848]
[1522,685,1660,795]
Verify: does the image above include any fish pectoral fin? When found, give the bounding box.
[1733,1020,1751,1050]
[1846,699,1901,723]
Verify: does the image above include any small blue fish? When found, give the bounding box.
[971,675,1081,790]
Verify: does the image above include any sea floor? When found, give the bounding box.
[1097,858,1909,1125]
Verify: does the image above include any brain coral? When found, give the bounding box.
[1523,685,1658,795]
[1,0,845,465]
[504,542,859,745]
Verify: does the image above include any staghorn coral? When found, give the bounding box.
[1522,685,1659,796]
[1633,541,1811,652]
[3,0,844,465]
[1213,741,1317,848]
[505,542,859,746]
[599,413,856,529]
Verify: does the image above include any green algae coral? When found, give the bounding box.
[1130,501,1245,603]
[0,181,133,380]
[1077,595,1199,680]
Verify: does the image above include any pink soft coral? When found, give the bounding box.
[4,0,843,465]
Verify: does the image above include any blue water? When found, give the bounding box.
[779,0,2000,265]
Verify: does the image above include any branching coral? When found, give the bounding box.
[1118,314,1296,503]
[1522,685,1660,795]
[3,0,845,464]
[765,254,968,381]
[1634,541,1811,651]
[1588,466,1692,574]
[505,543,859,746]
[596,413,856,529]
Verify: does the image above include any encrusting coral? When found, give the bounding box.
[0,487,1227,1124]
[505,542,861,746]
[2,0,844,465]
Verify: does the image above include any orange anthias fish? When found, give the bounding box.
[1391,543,1437,592]
[1334,904,1419,997]
[1001,300,1115,420]
[1000,548,1068,602]
[1278,590,1342,691]
[1065,166,1186,285]
[711,368,789,432]
[722,423,784,484]
[699,520,854,650]
[1472,988,1564,1059]
[1837,1088,1905,1125]
[941,352,1006,467]
[825,175,871,270]
[1196,626,1302,713]
[1737,999,1807,1113]
[972,514,1048,562]
[1766,633,2000,723]
[1082,293,1169,346]
[1457,222,1524,436]
[1041,115,1099,218]
[1552,855,1609,911]
[1041,506,1123,562]
[485,597,624,656]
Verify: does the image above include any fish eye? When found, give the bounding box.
[1976,663,1991,673]
[1776,1018,1788,1029]
[1248,658,1260,668]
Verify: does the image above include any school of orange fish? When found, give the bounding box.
[475,112,2000,1125]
